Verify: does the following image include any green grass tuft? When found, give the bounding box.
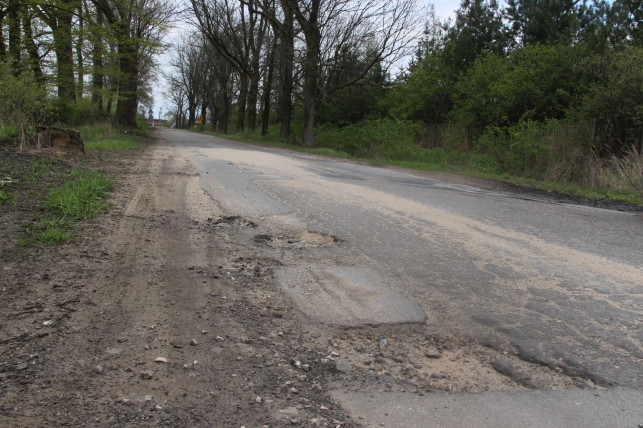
[46,169,113,220]
[84,137,142,150]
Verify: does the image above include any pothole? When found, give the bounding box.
[254,231,341,248]
[208,216,258,228]
[274,264,426,326]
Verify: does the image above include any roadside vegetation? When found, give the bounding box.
[1,0,641,207]
[0,122,144,246]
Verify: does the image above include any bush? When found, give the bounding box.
[478,119,598,181]
[316,119,426,160]
[0,61,51,147]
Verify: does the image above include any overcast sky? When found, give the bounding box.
[151,0,462,118]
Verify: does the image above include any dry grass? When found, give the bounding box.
[585,146,643,192]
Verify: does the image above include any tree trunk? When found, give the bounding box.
[247,73,260,133]
[8,0,21,74]
[114,35,138,128]
[22,9,44,81]
[91,9,104,112]
[219,86,230,134]
[236,73,249,133]
[210,105,219,131]
[188,96,196,127]
[277,4,294,142]
[0,22,6,60]
[76,10,84,99]
[200,103,207,126]
[261,40,276,137]
[52,6,76,100]
[301,34,321,146]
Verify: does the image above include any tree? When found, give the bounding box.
[289,0,419,145]
[445,0,507,72]
[189,0,269,133]
[92,0,174,127]
[504,0,581,46]
[34,0,78,99]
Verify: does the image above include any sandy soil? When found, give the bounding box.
[0,139,591,427]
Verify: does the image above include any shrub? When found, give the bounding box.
[0,62,51,148]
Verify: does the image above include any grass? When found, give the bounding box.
[81,123,145,151]
[84,136,142,150]
[21,169,113,244]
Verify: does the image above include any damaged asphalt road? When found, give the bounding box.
[1,129,641,427]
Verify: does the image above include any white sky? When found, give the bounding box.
[151,0,462,118]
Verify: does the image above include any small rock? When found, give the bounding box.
[117,337,128,343]
[201,330,208,334]
[335,359,352,375]
[172,343,183,349]
[301,363,310,372]
[140,370,154,379]
[272,310,284,318]
[379,339,388,350]
[190,339,199,346]
[290,387,299,394]
[215,335,225,342]
[290,358,302,369]
[145,395,152,401]
[106,347,122,355]
[95,365,104,374]
[256,396,262,403]
[155,357,168,364]
[425,347,441,358]
[364,356,375,366]
[42,320,53,326]
[392,356,405,363]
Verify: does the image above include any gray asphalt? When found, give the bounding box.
[159,129,643,393]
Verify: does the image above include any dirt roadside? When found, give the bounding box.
[1,139,588,427]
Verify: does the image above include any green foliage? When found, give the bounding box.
[505,0,581,46]
[315,119,426,160]
[445,0,508,72]
[28,217,76,244]
[53,98,103,126]
[451,44,580,129]
[80,123,117,142]
[85,137,142,150]
[46,169,113,220]
[384,53,455,124]
[81,122,144,150]
[0,61,51,146]
[572,46,643,155]
[477,119,596,180]
[0,189,18,204]
[28,158,62,180]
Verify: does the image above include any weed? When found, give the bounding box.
[0,189,18,204]
[46,169,112,220]
[84,137,142,150]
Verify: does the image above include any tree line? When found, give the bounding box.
[167,0,420,145]
[1,0,641,188]
[168,0,641,186]
[0,0,174,132]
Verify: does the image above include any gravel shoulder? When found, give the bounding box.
[0,137,605,427]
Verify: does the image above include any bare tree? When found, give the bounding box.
[289,0,420,145]
[188,0,269,133]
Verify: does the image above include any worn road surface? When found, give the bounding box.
[1,129,641,427]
